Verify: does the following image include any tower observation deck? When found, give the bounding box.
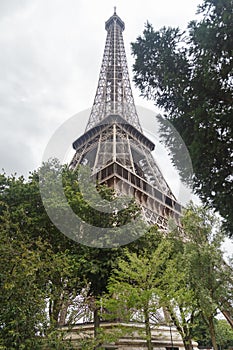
[70,10,182,229]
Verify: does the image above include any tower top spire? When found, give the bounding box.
[85,11,141,132]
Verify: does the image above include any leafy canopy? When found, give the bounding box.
[131,0,233,236]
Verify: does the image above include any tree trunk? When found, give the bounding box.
[208,317,218,350]
[49,298,61,327]
[168,306,194,350]
[94,307,100,337]
[221,309,233,328]
[94,307,101,349]
[183,337,194,350]
[144,306,153,350]
[58,299,70,326]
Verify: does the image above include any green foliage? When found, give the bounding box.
[0,161,142,348]
[1,160,232,349]
[0,207,47,349]
[102,230,175,350]
[131,0,233,235]
[103,230,164,315]
[215,319,233,348]
[163,204,232,350]
[152,231,198,350]
[193,317,233,349]
[180,205,231,320]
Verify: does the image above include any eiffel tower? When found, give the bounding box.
[70,9,182,230]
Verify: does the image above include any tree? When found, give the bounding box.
[0,161,143,347]
[0,165,87,329]
[152,204,233,350]
[131,0,233,236]
[158,246,199,350]
[0,202,83,349]
[215,319,233,349]
[169,205,232,350]
[0,210,47,349]
[102,230,175,350]
[193,317,233,349]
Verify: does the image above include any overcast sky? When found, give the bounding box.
[0,0,204,176]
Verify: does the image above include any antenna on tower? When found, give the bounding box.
[114,6,116,14]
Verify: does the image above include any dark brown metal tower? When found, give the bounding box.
[70,10,182,229]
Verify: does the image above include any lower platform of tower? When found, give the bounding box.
[94,160,182,230]
[62,322,198,349]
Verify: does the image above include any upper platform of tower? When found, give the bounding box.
[85,9,142,132]
[105,7,125,31]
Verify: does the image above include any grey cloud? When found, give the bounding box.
[0,133,35,175]
[0,0,32,20]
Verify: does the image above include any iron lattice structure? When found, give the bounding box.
[85,9,142,132]
[70,10,182,229]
